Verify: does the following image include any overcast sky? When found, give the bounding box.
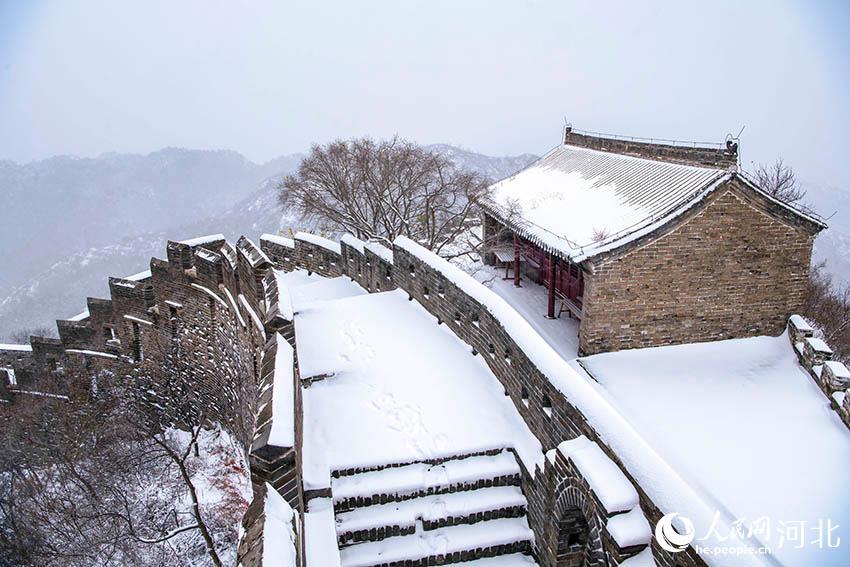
[1,0,848,187]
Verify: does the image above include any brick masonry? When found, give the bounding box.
[563,127,738,169]
[580,177,817,354]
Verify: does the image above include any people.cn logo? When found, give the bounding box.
[655,513,695,553]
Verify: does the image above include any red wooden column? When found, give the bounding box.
[547,252,556,318]
[513,234,521,287]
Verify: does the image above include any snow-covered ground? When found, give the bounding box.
[580,334,850,566]
[474,265,580,360]
[289,285,543,491]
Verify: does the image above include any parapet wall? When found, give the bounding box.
[564,126,738,169]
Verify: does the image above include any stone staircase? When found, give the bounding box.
[331,450,537,566]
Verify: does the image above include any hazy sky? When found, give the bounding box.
[1,0,848,187]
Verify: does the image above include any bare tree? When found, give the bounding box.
[754,158,806,205]
[7,326,57,344]
[0,376,245,566]
[804,263,850,364]
[279,137,491,254]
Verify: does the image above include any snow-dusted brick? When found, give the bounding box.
[824,361,850,390]
[261,233,295,249]
[262,483,298,566]
[558,436,638,514]
[268,334,295,448]
[341,233,366,253]
[804,336,833,365]
[295,231,342,255]
[606,506,651,549]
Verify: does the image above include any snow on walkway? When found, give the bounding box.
[295,289,543,491]
[473,266,580,360]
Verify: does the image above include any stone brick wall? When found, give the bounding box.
[580,178,816,355]
[564,127,738,169]
[788,315,850,430]
[292,234,342,278]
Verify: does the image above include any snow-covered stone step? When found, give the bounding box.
[332,450,521,512]
[338,516,535,567]
[337,485,527,545]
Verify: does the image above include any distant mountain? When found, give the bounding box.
[0,148,302,291]
[426,144,538,182]
[0,145,537,338]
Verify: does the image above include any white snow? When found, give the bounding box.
[0,343,33,352]
[261,233,295,249]
[262,484,298,567]
[454,555,537,565]
[268,334,295,448]
[68,308,90,321]
[341,233,366,253]
[789,314,813,333]
[618,548,656,567]
[240,236,273,267]
[474,265,579,359]
[365,241,394,264]
[295,231,342,254]
[338,517,534,566]
[581,333,850,566]
[487,144,727,261]
[806,336,833,354]
[123,269,152,281]
[825,360,850,380]
[606,507,651,548]
[336,485,525,535]
[65,349,118,359]
[238,293,266,336]
[558,436,638,513]
[123,314,153,326]
[332,451,520,502]
[190,283,229,309]
[289,276,366,313]
[1,367,16,386]
[222,287,246,328]
[304,498,342,567]
[296,289,542,491]
[180,233,225,246]
[195,248,219,263]
[274,269,323,320]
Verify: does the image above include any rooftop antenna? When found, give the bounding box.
[725,125,745,169]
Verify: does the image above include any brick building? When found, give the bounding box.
[482,127,826,355]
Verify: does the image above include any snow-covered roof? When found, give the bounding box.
[484,144,824,263]
[485,144,726,261]
[580,334,850,566]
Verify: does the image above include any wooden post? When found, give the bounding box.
[513,234,521,287]
[547,253,556,318]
